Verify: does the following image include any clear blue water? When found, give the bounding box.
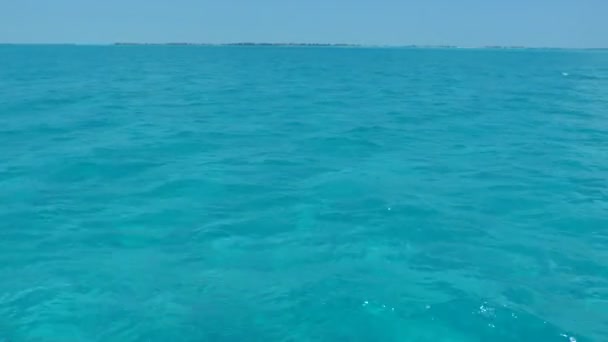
[1,45,607,341]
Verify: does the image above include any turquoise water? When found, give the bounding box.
[1,45,607,341]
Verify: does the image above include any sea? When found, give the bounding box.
[1,45,607,341]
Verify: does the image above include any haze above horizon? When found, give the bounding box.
[1,0,607,48]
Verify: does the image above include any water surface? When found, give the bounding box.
[1,46,607,341]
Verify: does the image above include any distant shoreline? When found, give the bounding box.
[110,42,545,49]
[113,42,362,47]
[0,43,607,50]
[111,43,608,50]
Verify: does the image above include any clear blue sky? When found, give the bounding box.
[1,0,607,48]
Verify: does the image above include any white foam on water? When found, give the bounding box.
[560,334,577,342]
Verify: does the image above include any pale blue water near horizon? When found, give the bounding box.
[1,45,607,341]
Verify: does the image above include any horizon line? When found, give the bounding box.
[0,42,607,50]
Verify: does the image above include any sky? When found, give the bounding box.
[1,0,607,48]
